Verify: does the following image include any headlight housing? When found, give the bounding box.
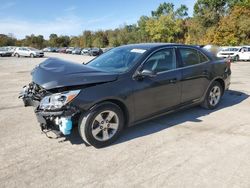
[39,90,80,110]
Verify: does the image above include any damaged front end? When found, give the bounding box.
[19,82,81,136]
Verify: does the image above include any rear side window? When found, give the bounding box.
[199,51,209,63]
[179,48,209,67]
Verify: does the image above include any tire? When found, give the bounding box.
[30,53,35,58]
[15,53,20,58]
[201,81,223,110]
[234,55,239,62]
[78,102,124,148]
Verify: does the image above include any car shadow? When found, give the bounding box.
[65,90,249,146]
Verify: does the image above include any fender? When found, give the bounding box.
[201,76,225,102]
[83,97,131,126]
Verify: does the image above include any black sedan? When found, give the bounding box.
[19,43,231,148]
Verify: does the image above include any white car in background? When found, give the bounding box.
[237,46,250,61]
[217,46,250,61]
[14,47,44,58]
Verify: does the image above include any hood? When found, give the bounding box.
[32,58,119,90]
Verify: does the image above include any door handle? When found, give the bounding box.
[169,78,177,84]
[202,70,208,75]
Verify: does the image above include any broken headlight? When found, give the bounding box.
[39,90,80,110]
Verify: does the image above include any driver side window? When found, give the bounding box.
[142,48,176,73]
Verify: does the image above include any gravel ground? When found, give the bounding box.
[0,53,250,188]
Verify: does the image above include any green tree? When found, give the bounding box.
[137,16,150,42]
[70,36,80,47]
[82,31,93,47]
[151,2,175,18]
[145,3,188,43]
[213,5,250,45]
[49,33,58,47]
[92,31,109,47]
[0,34,16,46]
[22,34,45,49]
[194,0,228,27]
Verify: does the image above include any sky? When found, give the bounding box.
[0,0,196,39]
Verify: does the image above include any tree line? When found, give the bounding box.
[0,0,249,49]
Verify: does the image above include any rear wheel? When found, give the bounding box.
[15,53,20,58]
[201,81,223,109]
[78,102,124,148]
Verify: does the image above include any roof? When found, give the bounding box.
[120,43,197,50]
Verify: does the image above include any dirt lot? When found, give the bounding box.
[0,53,250,188]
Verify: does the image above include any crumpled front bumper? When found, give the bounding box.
[19,84,80,135]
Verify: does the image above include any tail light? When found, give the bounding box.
[226,58,231,69]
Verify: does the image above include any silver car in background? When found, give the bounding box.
[14,47,44,58]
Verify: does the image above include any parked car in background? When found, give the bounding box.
[58,47,67,53]
[43,47,51,52]
[5,46,16,55]
[0,47,12,57]
[88,48,103,56]
[20,43,231,148]
[81,48,91,55]
[66,47,74,54]
[43,47,57,52]
[237,46,250,61]
[14,47,44,58]
[72,48,82,55]
[217,47,240,60]
[54,47,60,53]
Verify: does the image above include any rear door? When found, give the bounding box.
[177,47,211,103]
[133,47,182,121]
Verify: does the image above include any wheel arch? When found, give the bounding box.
[202,76,226,101]
[214,78,225,94]
[89,99,130,127]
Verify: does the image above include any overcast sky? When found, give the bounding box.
[0,0,196,39]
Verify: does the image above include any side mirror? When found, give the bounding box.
[140,69,157,77]
[134,69,156,79]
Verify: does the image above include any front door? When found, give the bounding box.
[133,47,181,121]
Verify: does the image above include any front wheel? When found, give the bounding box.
[234,55,239,62]
[201,81,223,110]
[78,102,124,148]
[15,53,20,58]
[30,53,35,58]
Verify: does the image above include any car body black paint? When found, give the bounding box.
[22,43,231,128]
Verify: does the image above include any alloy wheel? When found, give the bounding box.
[91,110,119,141]
[209,85,221,106]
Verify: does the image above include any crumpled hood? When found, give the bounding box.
[32,58,118,90]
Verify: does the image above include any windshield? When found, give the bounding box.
[87,46,147,73]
